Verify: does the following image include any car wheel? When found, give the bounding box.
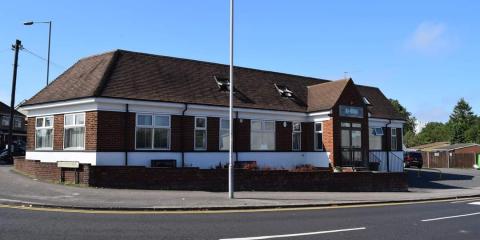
[418,164,423,169]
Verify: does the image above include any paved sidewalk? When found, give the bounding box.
[1,166,480,210]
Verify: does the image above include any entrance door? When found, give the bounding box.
[340,122,363,167]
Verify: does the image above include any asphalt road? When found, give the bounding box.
[1,198,480,240]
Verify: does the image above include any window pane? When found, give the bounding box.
[315,122,323,132]
[341,130,350,148]
[293,132,301,150]
[64,127,85,149]
[263,132,275,150]
[264,121,275,131]
[251,120,261,131]
[315,132,323,150]
[353,151,362,162]
[195,130,207,149]
[137,115,152,126]
[45,117,53,127]
[352,123,361,128]
[391,128,397,136]
[65,115,74,126]
[220,119,229,130]
[293,122,301,132]
[195,117,206,128]
[220,130,229,150]
[155,116,169,127]
[341,122,350,128]
[342,151,351,163]
[369,128,382,150]
[391,137,398,151]
[352,130,362,148]
[36,118,44,127]
[154,128,169,149]
[136,128,152,148]
[75,114,85,125]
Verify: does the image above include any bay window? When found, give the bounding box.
[64,113,85,150]
[195,117,207,150]
[292,122,301,151]
[136,114,170,150]
[251,120,275,151]
[35,116,53,150]
[219,118,229,151]
[314,122,323,150]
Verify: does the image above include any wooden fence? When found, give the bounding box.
[422,151,476,169]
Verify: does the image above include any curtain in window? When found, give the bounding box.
[64,127,85,149]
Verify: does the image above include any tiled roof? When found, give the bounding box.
[0,101,24,116]
[307,79,350,112]
[23,50,404,120]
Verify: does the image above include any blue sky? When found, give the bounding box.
[1,0,479,127]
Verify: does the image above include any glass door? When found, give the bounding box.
[340,122,363,167]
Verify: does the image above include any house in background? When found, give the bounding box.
[409,142,450,152]
[0,101,27,149]
[20,50,405,172]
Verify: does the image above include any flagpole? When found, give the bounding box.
[228,0,235,199]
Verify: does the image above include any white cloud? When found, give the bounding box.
[405,21,456,55]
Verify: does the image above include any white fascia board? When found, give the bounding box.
[369,118,405,128]
[306,110,331,122]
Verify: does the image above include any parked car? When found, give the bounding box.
[0,144,26,163]
[404,151,423,169]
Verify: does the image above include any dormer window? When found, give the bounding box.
[363,97,372,105]
[214,76,230,92]
[274,84,294,98]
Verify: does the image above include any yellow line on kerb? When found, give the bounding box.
[0,198,461,215]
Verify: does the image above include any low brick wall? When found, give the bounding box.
[90,167,407,192]
[14,158,407,191]
[14,158,90,185]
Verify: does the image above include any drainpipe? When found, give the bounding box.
[181,104,188,167]
[386,119,392,172]
[124,104,129,166]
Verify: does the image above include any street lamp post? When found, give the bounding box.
[228,0,235,199]
[24,21,52,86]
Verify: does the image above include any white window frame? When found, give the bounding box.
[135,113,171,150]
[219,118,229,151]
[314,122,323,151]
[292,122,301,151]
[35,116,54,150]
[250,119,276,151]
[369,127,383,150]
[63,113,86,150]
[194,116,207,151]
[391,128,398,151]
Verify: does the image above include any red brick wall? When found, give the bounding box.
[276,121,292,151]
[323,119,334,164]
[301,122,314,151]
[235,119,250,151]
[53,115,64,150]
[171,115,183,151]
[96,111,127,151]
[454,145,480,154]
[26,117,35,151]
[14,158,90,184]
[85,111,97,151]
[182,116,194,151]
[207,117,219,151]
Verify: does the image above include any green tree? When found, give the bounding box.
[416,122,450,144]
[448,98,476,144]
[465,117,480,143]
[389,99,417,134]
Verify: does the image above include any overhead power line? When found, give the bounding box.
[21,47,65,69]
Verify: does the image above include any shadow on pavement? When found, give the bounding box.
[407,168,474,189]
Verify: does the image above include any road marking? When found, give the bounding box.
[450,198,480,204]
[219,227,366,240]
[422,212,480,222]
[0,197,478,215]
[469,202,480,205]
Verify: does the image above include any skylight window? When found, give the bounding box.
[214,76,230,92]
[274,84,294,98]
[363,97,372,105]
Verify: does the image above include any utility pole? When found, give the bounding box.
[228,0,235,199]
[8,39,22,162]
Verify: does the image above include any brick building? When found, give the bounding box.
[0,101,26,149]
[20,50,405,171]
